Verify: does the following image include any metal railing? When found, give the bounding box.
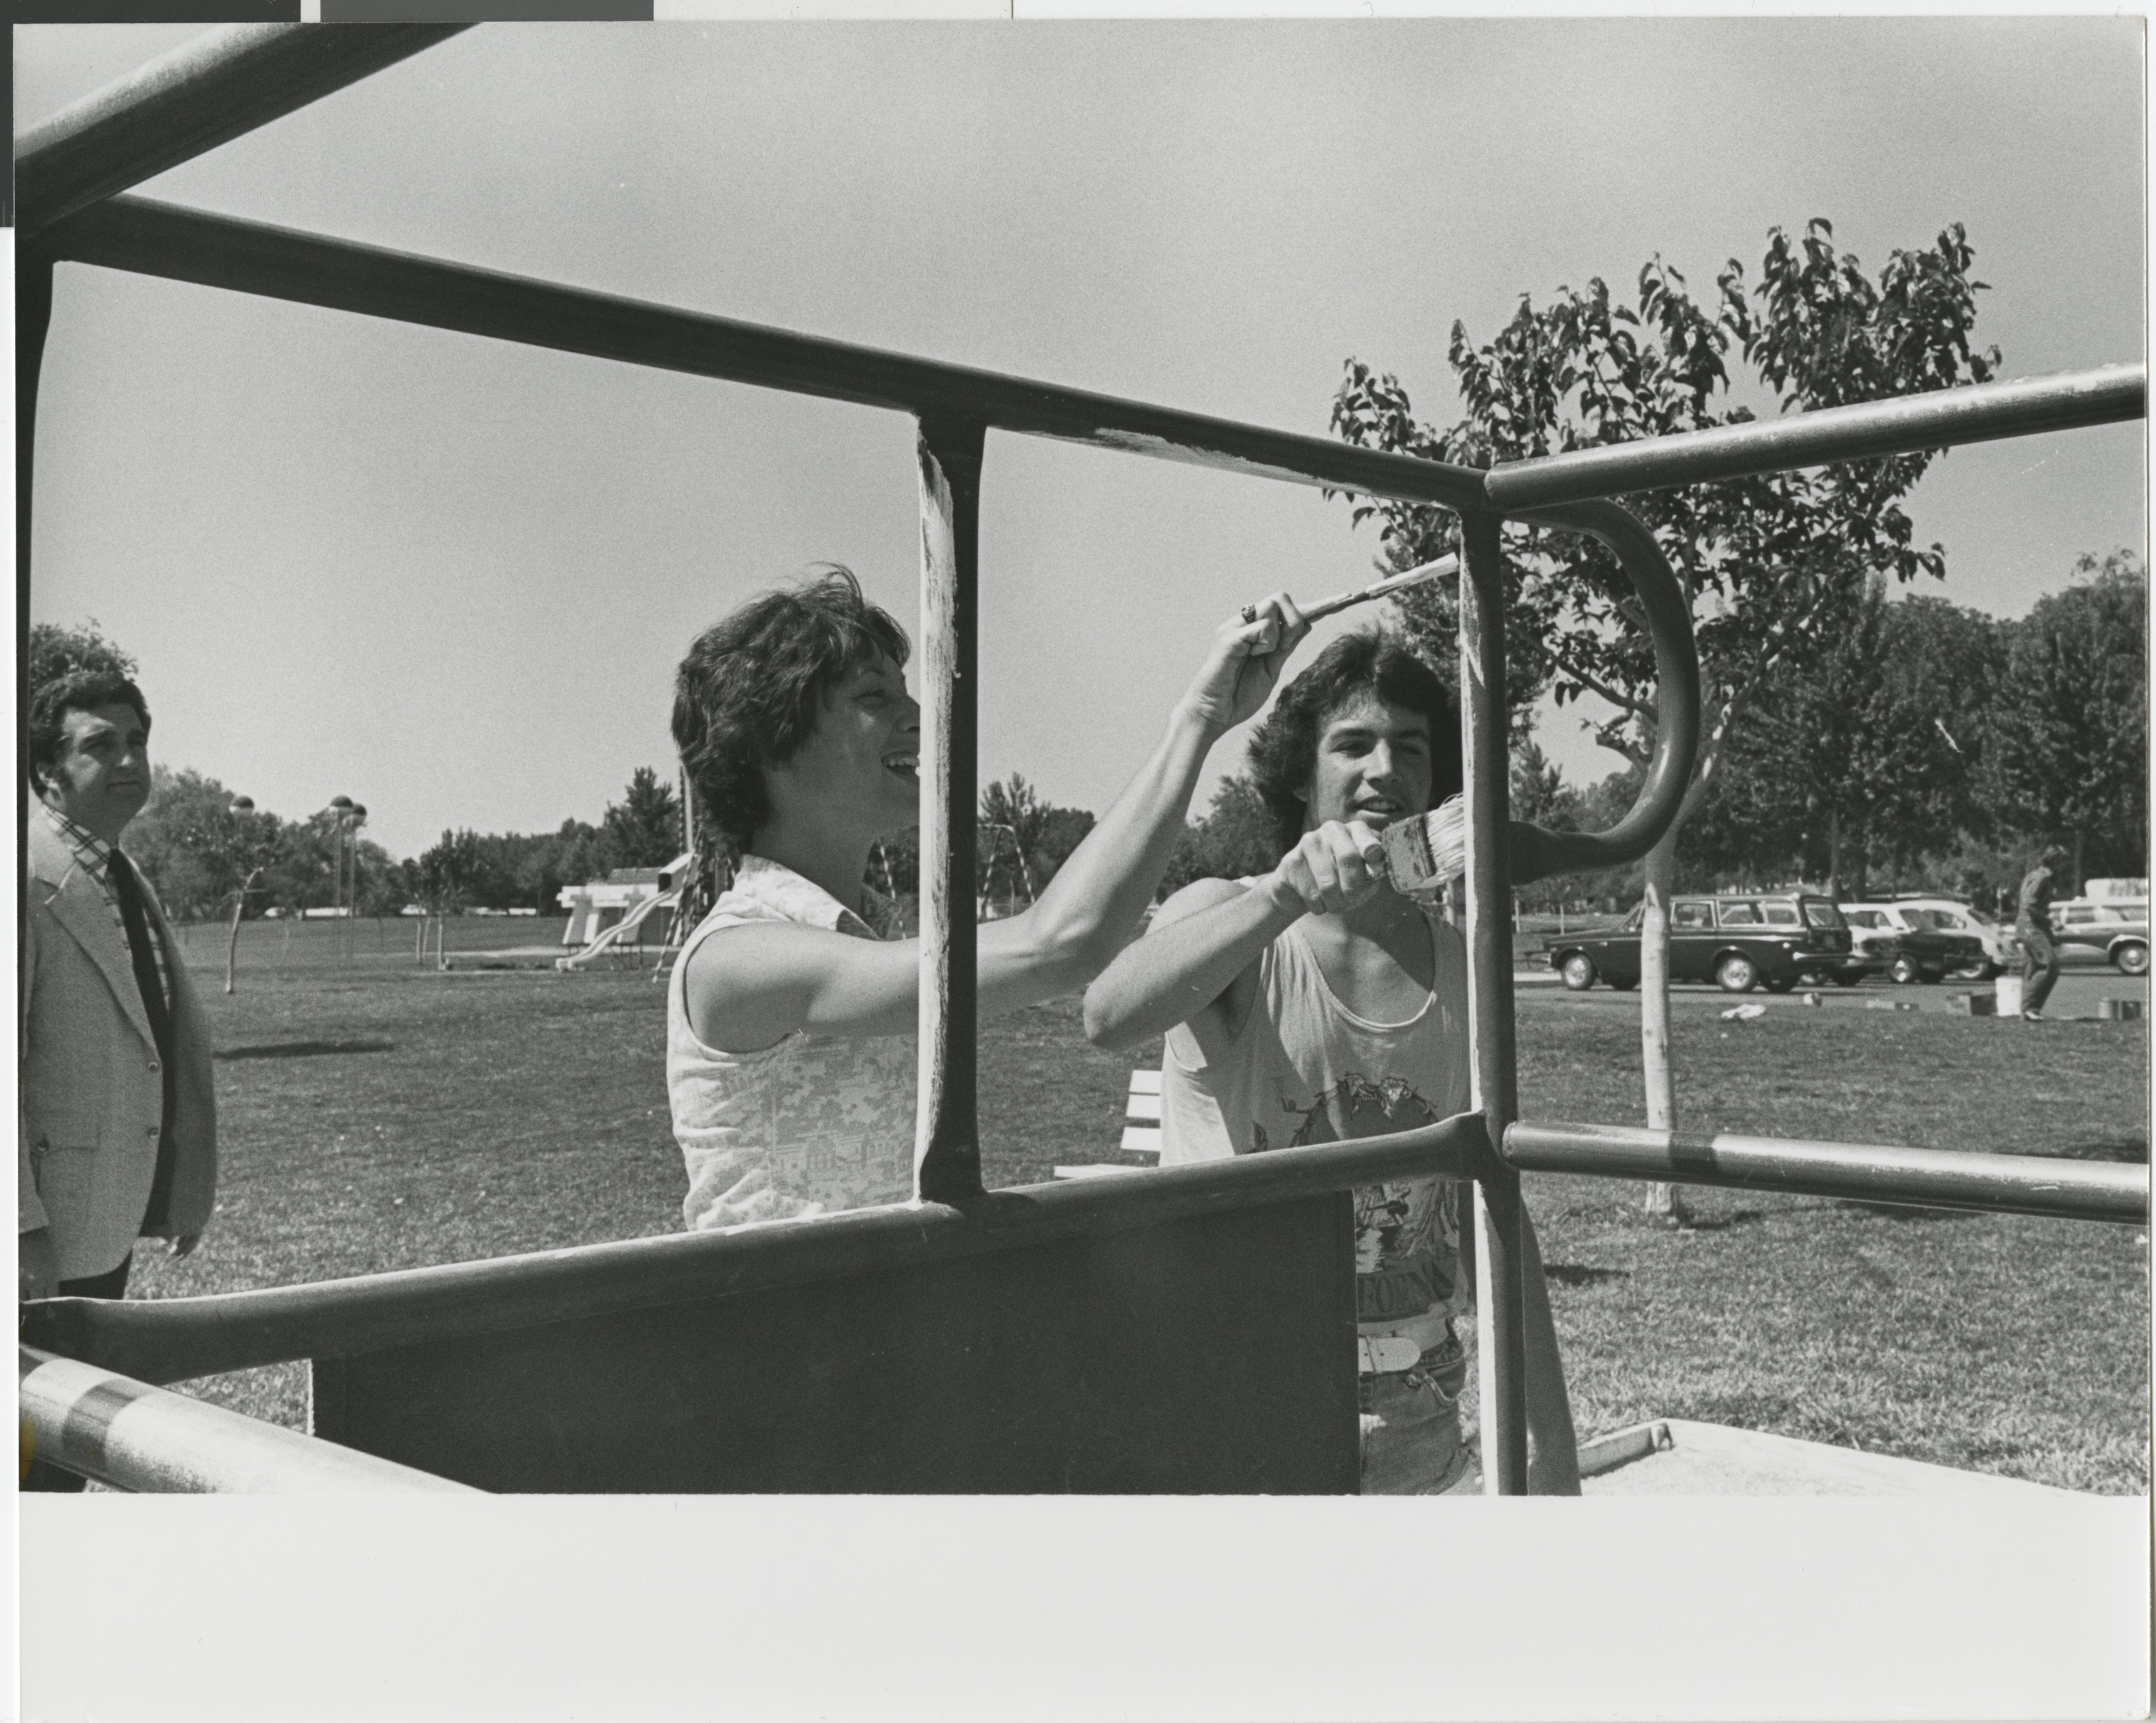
[19,1346,481,1492]
[16,24,2150,1493]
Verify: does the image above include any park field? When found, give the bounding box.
[132,915,2151,1493]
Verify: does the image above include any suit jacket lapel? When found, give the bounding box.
[31,827,161,1056]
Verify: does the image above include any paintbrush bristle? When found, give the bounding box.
[1377,794,1466,896]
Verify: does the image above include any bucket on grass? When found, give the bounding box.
[1995,975,2025,1016]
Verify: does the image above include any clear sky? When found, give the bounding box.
[19,19,2146,861]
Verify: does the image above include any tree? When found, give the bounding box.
[1332,218,1999,1222]
[415,829,485,916]
[1159,774,1286,896]
[602,767,684,871]
[1979,550,2149,884]
[27,617,136,692]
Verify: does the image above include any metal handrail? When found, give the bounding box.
[41,194,1493,515]
[20,1114,1491,1389]
[1503,1121,2151,1226]
[13,24,470,236]
[19,1346,483,1492]
[1503,499,1702,884]
[1484,364,2147,510]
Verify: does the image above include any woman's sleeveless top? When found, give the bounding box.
[667,855,916,1231]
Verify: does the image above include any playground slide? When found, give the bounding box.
[555,887,682,970]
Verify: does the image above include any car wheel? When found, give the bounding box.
[1716,954,1759,994]
[1947,959,1993,983]
[2113,941,2150,977]
[1559,954,1597,991]
[1764,976,1796,994]
[1887,955,1920,986]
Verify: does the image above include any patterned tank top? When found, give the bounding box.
[1159,896,1474,1328]
[667,855,917,1231]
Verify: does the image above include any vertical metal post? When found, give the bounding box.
[913,416,989,1207]
[1459,510,1528,1495]
[19,246,58,964]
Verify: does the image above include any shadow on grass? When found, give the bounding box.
[1832,1201,1973,1224]
[1676,1208,1769,1234]
[1543,1263,1630,1287]
[2025,1136,2150,1163]
[216,1039,397,1061]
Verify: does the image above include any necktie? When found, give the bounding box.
[109,848,179,1231]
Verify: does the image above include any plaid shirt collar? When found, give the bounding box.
[41,800,120,889]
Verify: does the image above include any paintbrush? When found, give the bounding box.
[1377,794,1466,899]
[1240,554,1460,626]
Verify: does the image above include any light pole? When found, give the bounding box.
[323,797,366,959]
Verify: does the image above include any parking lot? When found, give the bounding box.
[1521,964,2149,1017]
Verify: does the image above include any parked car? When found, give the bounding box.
[1883,897,2015,979]
[1840,903,1992,985]
[1545,893,1858,994]
[2048,898,2150,976]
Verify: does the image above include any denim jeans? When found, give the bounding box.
[1358,1330,1473,1495]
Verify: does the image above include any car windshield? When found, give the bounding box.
[1803,901,1845,929]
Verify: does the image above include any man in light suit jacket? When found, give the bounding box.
[21,670,217,1490]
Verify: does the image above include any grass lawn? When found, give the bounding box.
[130,919,2149,1492]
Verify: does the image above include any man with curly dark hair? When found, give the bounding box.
[1084,627,1580,1495]
[665,565,1308,1232]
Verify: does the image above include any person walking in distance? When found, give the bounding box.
[2013,846,2070,1023]
[21,670,218,1490]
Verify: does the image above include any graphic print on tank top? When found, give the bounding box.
[1256,1071,1466,1322]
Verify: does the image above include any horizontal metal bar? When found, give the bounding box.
[43,195,1491,513]
[14,24,472,237]
[1503,1119,2149,1226]
[21,1113,1491,1388]
[1483,365,2147,510]
[19,1346,480,1492]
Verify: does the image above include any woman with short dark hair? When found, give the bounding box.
[665,565,1307,1231]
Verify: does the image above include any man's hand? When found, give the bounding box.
[171,1233,201,1260]
[19,1229,59,1303]
[1268,819,1390,916]
[1177,595,1311,737]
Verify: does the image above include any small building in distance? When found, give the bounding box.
[559,858,689,948]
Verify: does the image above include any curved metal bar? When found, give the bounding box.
[14,24,473,236]
[1503,1121,2150,1226]
[1485,365,2147,511]
[20,1114,1491,1388]
[1498,498,1701,885]
[19,1346,482,1492]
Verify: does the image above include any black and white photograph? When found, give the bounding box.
[13,16,2150,1719]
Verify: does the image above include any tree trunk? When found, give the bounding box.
[1636,829,1691,1225]
[1825,805,1843,902]
[224,894,245,994]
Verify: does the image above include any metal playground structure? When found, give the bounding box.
[16,26,2150,1494]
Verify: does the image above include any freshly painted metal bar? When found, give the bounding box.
[44,195,1491,514]
[20,1116,1490,1389]
[1485,365,2148,510]
[1503,1121,2150,1226]
[915,417,988,1205]
[1458,511,1529,1495]
[14,24,472,236]
[18,1346,482,1493]
[1503,499,1701,884]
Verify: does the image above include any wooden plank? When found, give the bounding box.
[312,1197,1360,1495]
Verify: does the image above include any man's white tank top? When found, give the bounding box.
[1160,899,1473,1327]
